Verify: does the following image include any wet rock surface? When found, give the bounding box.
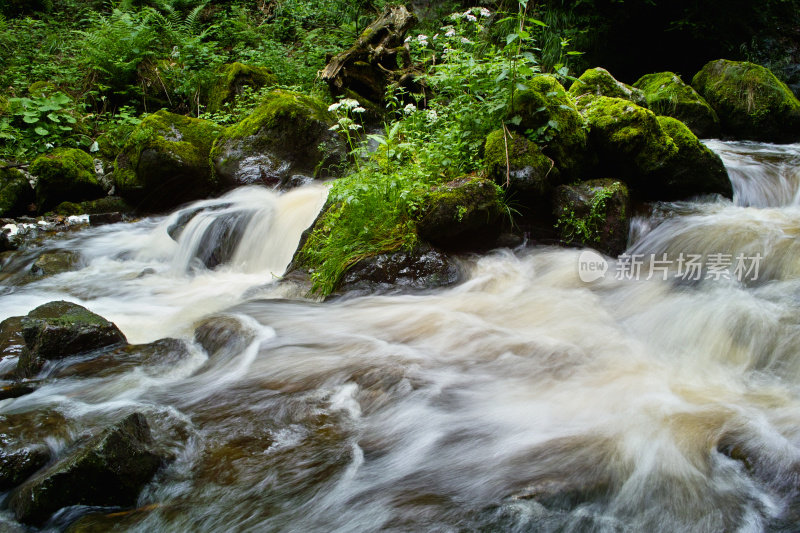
[9,412,165,526]
[16,301,126,377]
[194,315,255,359]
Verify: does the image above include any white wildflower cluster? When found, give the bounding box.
[403,103,417,115]
[425,109,438,123]
[444,26,456,38]
[328,99,365,132]
[328,98,362,113]
[450,7,491,21]
[417,34,429,47]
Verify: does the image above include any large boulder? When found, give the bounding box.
[634,72,721,138]
[692,59,800,142]
[568,67,647,107]
[338,244,459,295]
[210,90,346,189]
[655,116,732,200]
[509,75,589,180]
[483,129,555,200]
[30,250,81,278]
[577,95,678,185]
[207,62,276,113]
[0,315,25,360]
[0,168,34,217]
[9,412,164,526]
[114,110,223,211]
[0,444,51,491]
[29,148,102,213]
[414,177,505,251]
[553,179,630,256]
[16,301,126,377]
[194,315,255,360]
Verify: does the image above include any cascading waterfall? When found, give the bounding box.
[2,142,800,532]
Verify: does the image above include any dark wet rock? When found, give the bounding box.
[414,177,505,252]
[0,167,34,218]
[30,250,81,278]
[692,59,800,143]
[53,338,190,379]
[17,301,126,377]
[114,110,223,212]
[0,444,51,491]
[338,245,459,295]
[88,212,123,226]
[194,315,254,359]
[0,230,12,252]
[166,203,230,241]
[0,381,37,400]
[29,148,103,213]
[0,316,25,360]
[210,90,346,189]
[9,412,165,526]
[321,5,419,111]
[553,179,630,256]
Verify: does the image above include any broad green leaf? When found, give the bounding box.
[34,126,49,136]
[47,113,61,123]
[22,115,39,124]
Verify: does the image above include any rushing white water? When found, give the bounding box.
[1,143,800,532]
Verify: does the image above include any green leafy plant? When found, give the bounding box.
[1,92,86,158]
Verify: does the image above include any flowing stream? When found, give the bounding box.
[2,142,800,532]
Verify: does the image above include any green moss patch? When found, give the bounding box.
[207,62,276,113]
[569,67,646,106]
[30,148,102,212]
[634,72,720,138]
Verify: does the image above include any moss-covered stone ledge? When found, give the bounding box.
[569,67,647,107]
[206,62,276,113]
[114,110,223,212]
[30,148,102,213]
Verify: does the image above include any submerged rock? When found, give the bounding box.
[207,62,276,113]
[210,90,346,189]
[569,67,647,107]
[633,71,720,138]
[415,177,505,252]
[0,444,51,491]
[510,75,590,180]
[30,148,102,213]
[194,315,255,359]
[17,301,126,377]
[114,110,223,211]
[30,250,81,278]
[338,244,459,295]
[553,179,630,256]
[692,59,800,142]
[0,168,35,218]
[53,338,190,379]
[51,196,132,217]
[9,412,165,526]
[0,315,24,360]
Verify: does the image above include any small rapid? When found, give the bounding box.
[2,142,800,532]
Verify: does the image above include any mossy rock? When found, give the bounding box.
[553,179,629,256]
[26,81,61,98]
[51,196,132,216]
[568,67,647,106]
[484,129,555,200]
[692,59,800,143]
[509,75,589,179]
[207,62,276,113]
[414,176,505,251]
[30,148,102,213]
[633,72,720,138]
[16,300,126,377]
[577,95,678,186]
[654,116,732,200]
[114,110,223,212]
[0,168,34,217]
[210,89,346,189]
